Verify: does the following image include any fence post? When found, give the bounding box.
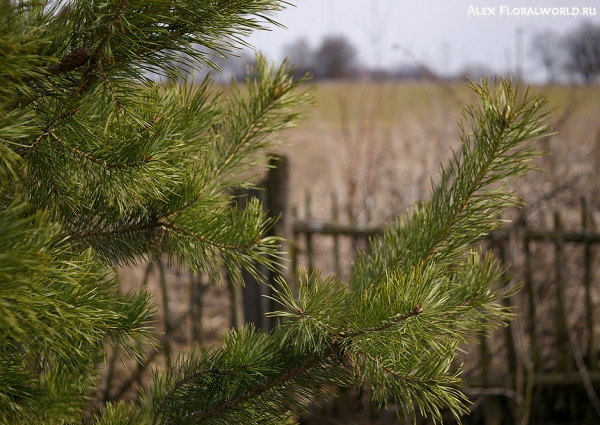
[551,212,576,425]
[553,212,571,373]
[522,213,540,371]
[520,211,538,425]
[157,259,172,370]
[477,241,495,425]
[266,154,291,282]
[497,237,518,423]
[292,206,298,289]
[228,189,249,329]
[595,128,600,174]
[189,271,205,346]
[229,272,246,329]
[497,240,518,380]
[508,222,526,422]
[262,154,291,327]
[227,154,292,331]
[582,198,597,370]
[230,187,269,331]
[305,189,313,274]
[363,197,372,254]
[332,191,341,277]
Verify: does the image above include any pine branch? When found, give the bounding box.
[1,2,555,423]
[163,222,265,251]
[6,1,290,87]
[351,79,551,294]
[151,80,552,424]
[356,348,456,388]
[66,217,266,253]
[152,300,424,424]
[97,62,123,109]
[8,46,91,84]
[342,303,423,339]
[31,109,80,150]
[49,131,153,168]
[1,2,308,423]
[183,352,332,423]
[0,204,154,421]
[154,365,251,424]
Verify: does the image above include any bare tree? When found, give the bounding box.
[564,22,600,84]
[314,35,358,80]
[167,47,255,84]
[213,50,255,82]
[530,29,563,84]
[282,38,315,80]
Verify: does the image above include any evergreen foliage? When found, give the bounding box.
[151,80,551,425]
[0,1,552,424]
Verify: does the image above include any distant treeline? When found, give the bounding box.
[170,21,600,84]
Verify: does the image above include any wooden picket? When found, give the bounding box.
[291,184,600,423]
[100,153,600,424]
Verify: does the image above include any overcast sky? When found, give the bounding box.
[246,0,600,82]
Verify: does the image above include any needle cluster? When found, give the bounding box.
[0,1,551,424]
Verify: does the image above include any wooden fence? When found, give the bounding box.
[221,153,600,423]
[291,185,600,424]
[101,154,600,424]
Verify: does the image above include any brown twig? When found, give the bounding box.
[172,303,423,422]
[356,346,448,387]
[188,349,338,422]
[153,364,250,425]
[340,303,423,339]
[49,131,153,168]
[162,222,263,251]
[65,218,263,253]
[65,221,160,241]
[31,109,80,150]
[97,62,123,109]
[160,191,205,222]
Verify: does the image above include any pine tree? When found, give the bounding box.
[0,1,552,424]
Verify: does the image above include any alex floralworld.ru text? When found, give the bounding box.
[468,6,596,17]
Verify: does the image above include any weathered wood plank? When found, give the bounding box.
[294,219,382,237]
[464,371,600,387]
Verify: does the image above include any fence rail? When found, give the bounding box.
[103,154,600,424]
[291,182,600,424]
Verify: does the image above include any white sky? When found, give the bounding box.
[246,0,600,82]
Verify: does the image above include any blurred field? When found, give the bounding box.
[277,80,600,227]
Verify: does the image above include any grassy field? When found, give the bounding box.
[278,81,600,224]
[267,79,600,290]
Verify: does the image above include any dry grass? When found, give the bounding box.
[279,80,600,221]
[276,81,600,280]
